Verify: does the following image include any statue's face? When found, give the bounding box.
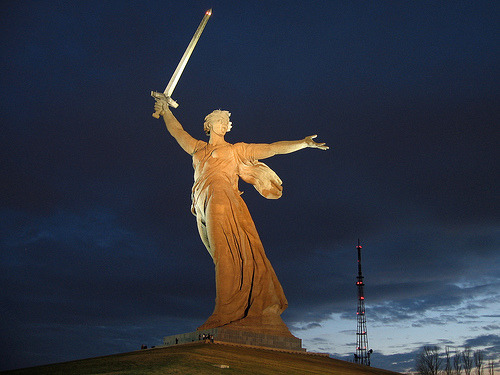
[210,117,232,135]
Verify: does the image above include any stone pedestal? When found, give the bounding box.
[163,327,304,352]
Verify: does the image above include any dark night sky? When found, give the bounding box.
[1,1,499,372]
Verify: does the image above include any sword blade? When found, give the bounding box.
[164,9,212,97]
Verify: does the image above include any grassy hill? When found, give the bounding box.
[2,342,401,375]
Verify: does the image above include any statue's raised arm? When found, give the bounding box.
[155,99,199,155]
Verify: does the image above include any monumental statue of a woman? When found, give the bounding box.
[154,100,328,337]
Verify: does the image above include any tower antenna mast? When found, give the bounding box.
[354,239,372,366]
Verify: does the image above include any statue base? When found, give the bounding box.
[163,327,304,352]
[198,311,295,337]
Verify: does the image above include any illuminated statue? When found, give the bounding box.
[154,100,328,336]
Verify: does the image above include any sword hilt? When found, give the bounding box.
[151,91,179,118]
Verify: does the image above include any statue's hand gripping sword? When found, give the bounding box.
[151,9,212,118]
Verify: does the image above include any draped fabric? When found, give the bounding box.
[190,141,288,330]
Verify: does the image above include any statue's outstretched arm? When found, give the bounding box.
[251,135,328,160]
[154,100,199,155]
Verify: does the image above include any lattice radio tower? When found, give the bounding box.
[354,239,372,366]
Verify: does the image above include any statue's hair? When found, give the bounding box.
[204,110,231,135]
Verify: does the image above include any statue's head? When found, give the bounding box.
[204,110,232,136]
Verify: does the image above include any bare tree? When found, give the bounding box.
[463,347,474,375]
[487,360,494,375]
[474,350,483,375]
[416,346,442,375]
[454,350,462,375]
[445,347,453,375]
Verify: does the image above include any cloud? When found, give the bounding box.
[290,322,323,331]
[463,334,500,351]
[370,350,420,373]
[482,325,500,331]
[0,208,214,324]
[411,317,452,328]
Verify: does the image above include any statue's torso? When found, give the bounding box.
[192,142,239,186]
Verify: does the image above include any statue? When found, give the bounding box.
[154,100,328,337]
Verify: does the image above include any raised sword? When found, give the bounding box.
[151,9,212,118]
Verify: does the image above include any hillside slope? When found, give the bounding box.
[2,342,401,375]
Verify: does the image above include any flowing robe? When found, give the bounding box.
[190,140,288,332]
